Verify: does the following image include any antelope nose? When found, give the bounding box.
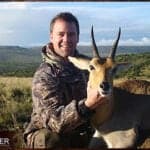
[100,82,110,91]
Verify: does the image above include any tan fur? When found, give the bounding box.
[88,58,114,89]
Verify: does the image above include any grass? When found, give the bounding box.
[0,76,149,130]
[0,77,32,130]
[0,74,149,148]
[0,77,33,148]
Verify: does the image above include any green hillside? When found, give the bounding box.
[116,52,150,80]
[0,46,41,76]
[0,46,149,79]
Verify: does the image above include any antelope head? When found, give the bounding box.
[69,26,130,98]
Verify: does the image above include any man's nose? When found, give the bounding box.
[63,34,69,42]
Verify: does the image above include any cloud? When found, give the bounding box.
[120,37,150,46]
[0,2,29,10]
[0,29,14,34]
[0,2,150,46]
[79,37,150,46]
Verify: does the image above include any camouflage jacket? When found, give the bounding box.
[24,43,94,140]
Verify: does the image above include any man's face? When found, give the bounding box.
[50,19,79,58]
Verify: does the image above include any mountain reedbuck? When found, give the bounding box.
[68,27,150,148]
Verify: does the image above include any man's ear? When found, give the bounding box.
[68,56,91,70]
[50,32,53,42]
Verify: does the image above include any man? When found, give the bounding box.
[24,12,105,149]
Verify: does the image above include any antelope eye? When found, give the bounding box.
[89,65,95,70]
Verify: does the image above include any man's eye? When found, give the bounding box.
[58,33,64,36]
[89,65,95,70]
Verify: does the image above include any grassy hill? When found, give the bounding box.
[0,45,150,79]
[0,46,41,76]
[115,52,150,80]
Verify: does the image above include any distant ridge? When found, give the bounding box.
[0,46,150,60]
[0,46,41,77]
[77,45,150,56]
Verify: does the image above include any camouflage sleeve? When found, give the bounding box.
[31,64,87,134]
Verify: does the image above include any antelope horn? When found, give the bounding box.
[91,26,100,58]
[109,27,121,59]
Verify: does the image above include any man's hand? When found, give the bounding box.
[84,83,106,110]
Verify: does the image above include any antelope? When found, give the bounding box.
[68,26,150,148]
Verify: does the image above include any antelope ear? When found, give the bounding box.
[116,62,132,72]
[68,56,91,70]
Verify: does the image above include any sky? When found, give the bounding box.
[0,2,150,47]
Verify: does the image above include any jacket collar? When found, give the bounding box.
[42,43,80,67]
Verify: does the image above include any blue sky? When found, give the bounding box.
[0,2,150,47]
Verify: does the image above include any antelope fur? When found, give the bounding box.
[68,26,150,148]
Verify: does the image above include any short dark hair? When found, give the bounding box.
[50,12,80,36]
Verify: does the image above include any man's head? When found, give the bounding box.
[50,12,79,58]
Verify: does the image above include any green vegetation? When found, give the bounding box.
[0,46,149,148]
[115,52,150,80]
[0,46,41,76]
